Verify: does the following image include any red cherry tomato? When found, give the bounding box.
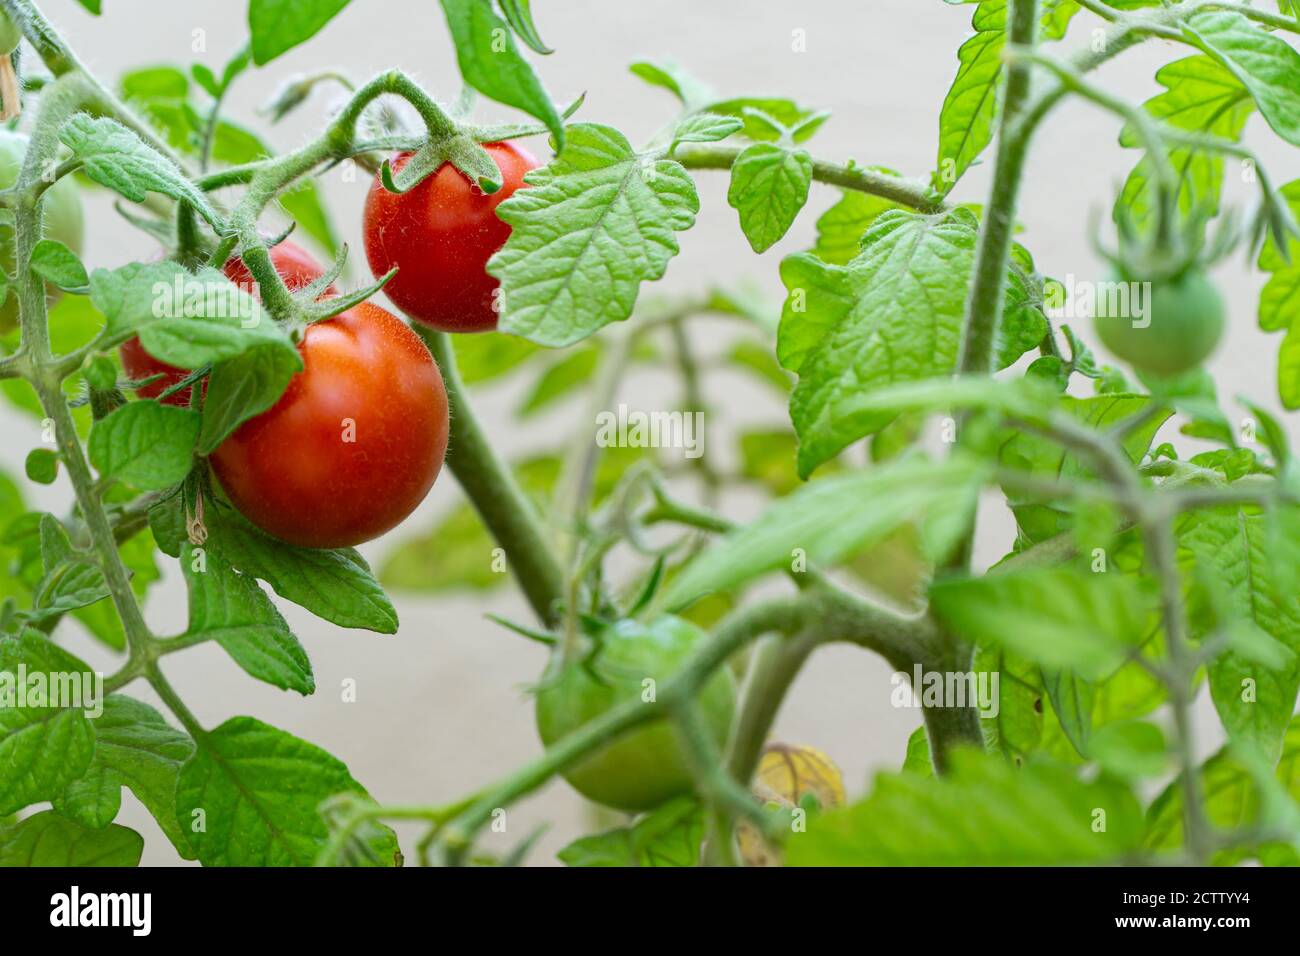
[362,140,538,333]
[119,241,333,406]
[209,300,449,548]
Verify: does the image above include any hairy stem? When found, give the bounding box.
[417,327,566,628]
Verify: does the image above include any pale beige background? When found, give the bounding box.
[6,0,1293,865]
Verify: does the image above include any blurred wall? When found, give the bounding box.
[6,0,1288,864]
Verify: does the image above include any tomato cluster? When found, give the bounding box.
[118,142,536,549]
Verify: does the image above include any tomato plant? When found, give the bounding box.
[0,0,1299,880]
[362,140,538,332]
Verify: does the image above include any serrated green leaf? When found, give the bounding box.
[931,565,1151,679]
[933,0,1080,193]
[1177,499,1300,763]
[59,115,220,227]
[88,400,199,491]
[1181,11,1300,146]
[788,749,1144,865]
[727,143,812,253]
[0,632,97,815]
[557,796,702,866]
[491,124,699,347]
[439,0,563,147]
[812,188,900,265]
[53,695,195,858]
[153,495,396,634]
[90,261,295,368]
[198,343,302,453]
[175,716,398,866]
[779,209,1042,476]
[665,456,986,609]
[180,543,314,695]
[1116,56,1254,232]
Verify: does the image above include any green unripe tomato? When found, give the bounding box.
[535,616,736,812]
[0,129,86,333]
[1093,268,1225,378]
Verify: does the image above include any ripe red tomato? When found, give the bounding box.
[209,300,449,548]
[362,140,538,333]
[120,241,332,405]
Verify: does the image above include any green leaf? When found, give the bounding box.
[0,632,97,815]
[439,0,564,147]
[198,343,302,453]
[778,209,1030,475]
[174,716,399,866]
[671,113,743,147]
[277,179,339,257]
[1042,667,1093,757]
[23,448,58,485]
[1177,499,1300,762]
[248,0,352,66]
[787,749,1144,865]
[933,0,1080,193]
[557,796,703,866]
[664,456,986,609]
[452,331,542,384]
[628,60,715,110]
[812,188,900,265]
[498,0,551,54]
[930,565,1151,679]
[0,812,142,866]
[90,261,295,367]
[1116,56,1254,232]
[1000,394,1170,545]
[1257,181,1300,407]
[59,115,221,227]
[902,726,933,776]
[491,124,699,347]
[518,346,599,416]
[29,239,89,291]
[153,495,396,634]
[1089,720,1168,780]
[180,544,314,695]
[1181,10,1300,146]
[727,143,812,253]
[1146,715,1300,862]
[88,400,199,491]
[31,514,110,619]
[53,695,195,858]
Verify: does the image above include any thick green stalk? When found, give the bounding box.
[417,327,566,628]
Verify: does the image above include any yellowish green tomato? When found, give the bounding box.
[535,616,736,812]
[0,129,85,332]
